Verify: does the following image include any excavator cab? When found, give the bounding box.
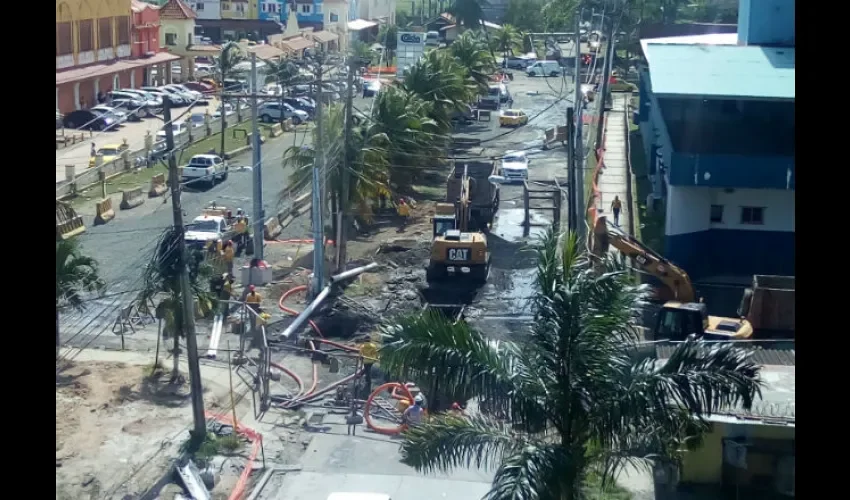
[432,203,457,238]
[655,301,753,341]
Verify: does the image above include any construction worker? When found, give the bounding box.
[246,285,262,330]
[611,196,623,227]
[222,240,235,275]
[450,402,465,417]
[359,341,379,398]
[402,394,425,427]
[396,198,410,230]
[221,273,235,316]
[233,211,248,253]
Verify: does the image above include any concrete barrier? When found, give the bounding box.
[149,173,167,197]
[263,216,282,240]
[269,123,283,137]
[120,187,146,210]
[94,198,115,225]
[56,201,86,240]
[282,118,294,132]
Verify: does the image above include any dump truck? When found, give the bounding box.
[427,165,491,284]
[446,161,499,232]
[591,216,795,341]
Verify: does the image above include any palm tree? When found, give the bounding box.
[401,49,476,126]
[448,0,487,29]
[491,24,524,62]
[450,31,496,93]
[378,24,398,66]
[214,42,246,156]
[137,228,215,382]
[56,239,105,358]
[379,229,763,500]
[263,57,300,127]
[283,104,391,226]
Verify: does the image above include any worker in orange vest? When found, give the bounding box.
[222,240,235,275]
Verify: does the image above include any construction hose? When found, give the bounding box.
[364,382,416,436]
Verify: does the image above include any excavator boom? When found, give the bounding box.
[591,216,696,302]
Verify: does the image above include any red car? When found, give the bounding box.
[182,81,215,94]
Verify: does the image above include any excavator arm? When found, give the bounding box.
[458,165,471,232]
[591,216,696,303]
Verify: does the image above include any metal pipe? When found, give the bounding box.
[279,286,332,339]
[330,262,380,284]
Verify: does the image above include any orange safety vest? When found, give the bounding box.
[246,293,261,305]
[223,246,235,262]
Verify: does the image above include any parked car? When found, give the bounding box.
[116,90,161,113]
[488,83,511,104]
[157,86,196,105]
[257,102,309,125]
[156,120,189,141]
[527,60,563,77]
[90,105,128,124]
[109,90,158,116]
[63,109,116,131]
[283,97,315,117]
[88,143,130,169]
[505,54,537,69]
[212,103,234,118]
[189,112,207,129]
[499,109,529,127]
[362,80,382,97]
[164,83,205,102]
[107,99,147,121]
[182,154,228,188]
[182,81,214,94]
[142,86,188,106]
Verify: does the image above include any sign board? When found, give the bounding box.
[397,32,426,79]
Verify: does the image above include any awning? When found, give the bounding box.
[56,52,181,86]
[247,44,285,60]
[348,19,379,31]
[279,36,314,52]
[311,31,339,44]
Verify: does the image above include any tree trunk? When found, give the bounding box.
[56,308,61,360]
[154,318,162,369]
[171,330,180,381]
[220,97,228,157]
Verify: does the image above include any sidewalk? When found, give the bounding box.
[595,93,631,234]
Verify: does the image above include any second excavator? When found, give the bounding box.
[590,216,754,341]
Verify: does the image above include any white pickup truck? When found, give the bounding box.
[185,214,234,248]
[181,154,228,188]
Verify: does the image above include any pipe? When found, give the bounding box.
[279,285,332,339]
[330,262,380,283]
[312,337,359,353]
[363,382,417,435]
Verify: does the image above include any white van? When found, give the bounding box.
[527,60,563,77]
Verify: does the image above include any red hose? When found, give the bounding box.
[364,382,416,435]
[270,361,304,400]
[267,239,336,245]
[313,337,359,353]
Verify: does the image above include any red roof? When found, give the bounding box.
[159,0,197,20]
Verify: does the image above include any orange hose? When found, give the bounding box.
[267,238,336,245]
[270,361,304,401]
[278,285,324,338]
[364,382,416,435]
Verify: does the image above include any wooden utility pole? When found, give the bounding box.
[337,56,356,273]
[163,97,206,440]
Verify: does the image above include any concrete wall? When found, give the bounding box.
[358,0,395,23]
[56,0,133,69]
[680,421,795,484]
[195,0,223,20]
[738,0,795,46]
[664,186,795,279]
[161,18,196,49]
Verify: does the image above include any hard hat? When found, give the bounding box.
[414,394,424,404]
[451,402,461,410]
[249,285,256,291]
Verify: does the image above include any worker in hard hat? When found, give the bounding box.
[233,211,249,254]
[221,273,235,316]
[359,341,379,398]
[396,198,410,230]
[402,394,425,427]
[222,240,235,275]
[245,285,262,330]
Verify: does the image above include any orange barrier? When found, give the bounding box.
[367,66,397,74]
[203,412,262,500]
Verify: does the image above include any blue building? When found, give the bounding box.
[257,0,324,26]
[637,0,795,284]
[258,0,285,21]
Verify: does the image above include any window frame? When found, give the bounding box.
[710,204,724,224]
[740,206,765,225]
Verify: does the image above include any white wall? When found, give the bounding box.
[359,0,395,23]
[194,1,222,20]
[666,186,795,236]
[161,19,196,51]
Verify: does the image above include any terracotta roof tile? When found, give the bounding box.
[159,0,197,20]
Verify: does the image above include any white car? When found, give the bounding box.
[90,105,128,124]
[189,112,207,128]
[156,120,189,141]
[212,103,235,118]
[181,154,228,188]
[257,102,309,125]
[185,215,232,248]
[164,84,204,101]
[501,151,530,182]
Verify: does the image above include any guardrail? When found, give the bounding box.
[55,114,237,200]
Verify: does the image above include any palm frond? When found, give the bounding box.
[400,414,523,474]
[485,443,576,500]
[56,238,105,309]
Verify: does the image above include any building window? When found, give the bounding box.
[57,22,73,55]
[740,207,765,225]
[330,13,339,22]
[300,5,312,14]
[99,17,113,49]
[196,2,204,10]
[222,2,231,10]
[710,205,724,224]
[79,19,94,52]
[236,3,245,12]
[117,16,130,45]
[165,33,178,46]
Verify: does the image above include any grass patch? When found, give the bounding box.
[182,432,244,468]
[629,129,665,253]
[582,472,634,500]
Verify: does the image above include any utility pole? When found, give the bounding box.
[573,9,585,236]
[250,52,265,262]
[311,55,326,298]
[337,56,356,273]
[595,13,617,151]
[163,97,206,440]
[566,106,576,233]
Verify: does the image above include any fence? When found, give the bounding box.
[55,113,238,200]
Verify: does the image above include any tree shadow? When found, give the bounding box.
[115,369,192,408]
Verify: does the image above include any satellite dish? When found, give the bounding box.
[488,175,507,185]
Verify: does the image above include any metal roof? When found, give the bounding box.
[644,43,795,100]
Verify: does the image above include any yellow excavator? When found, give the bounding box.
[427,165,490,284]
[591,216,753,341]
